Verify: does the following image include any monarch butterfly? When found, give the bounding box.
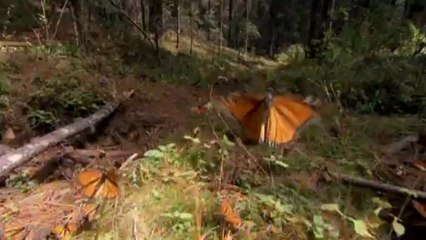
[208,90,317,146]
[220,198,243,229]
[81,203,99,221]
[52,222,78,239]
[4,222,26,239]
[76,169,119,199]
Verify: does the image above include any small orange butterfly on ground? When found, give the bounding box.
[76,169,120,199]
[201,89,317,147]
[4,222,27,239]
[81,203,99,221]
[52,222,78,240]
[220,198,243,229]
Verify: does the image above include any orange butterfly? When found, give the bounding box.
[4,222,27,240]
[210,90,317,146]
[52,222,78,239]
[220,198,243,229]
[81,203,99,221]
[76,169,120,199]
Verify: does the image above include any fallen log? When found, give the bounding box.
[0,144,13,156]
[0,41,32,47]
[328,170,426,200]
[0,102,119,182]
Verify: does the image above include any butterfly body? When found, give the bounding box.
[216,91,317,146]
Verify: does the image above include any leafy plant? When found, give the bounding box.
[5,172,37,193]
[143,143,181,166]
[27,109,58,131]
[28,78,104,130]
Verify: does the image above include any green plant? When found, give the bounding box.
[143,143,181,166]
[5,172,37,193]
[28,78,104,130]
[27,109,58,131]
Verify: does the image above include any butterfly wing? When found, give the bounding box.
[219,92,265,122]
[98,171,119,199]
[261,96,316,145]
[273,96,316,127]
[239,100,270,143]
[220,198,242,229]
[218,93,267,143]
[76,170,103,198]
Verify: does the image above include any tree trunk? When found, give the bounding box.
[148,0,163,63]
[268,0,277,57]
[148,0,163,34]
[228,0,234,48]
[140,0,147,30]
[173,0,180,49]
[328,0,336,31]
[319,0,332,43]
[307,0,321,58]
[207,0,212,41]
[219,0,223,55]
[189,1,193,54]
[244,0,251,53]
[269,25,275,57]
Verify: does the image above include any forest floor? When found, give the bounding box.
[0,34,426,240]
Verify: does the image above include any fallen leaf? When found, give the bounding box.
[352,219,374,238]
[320,203,340,213]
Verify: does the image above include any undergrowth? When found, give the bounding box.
[28,78,105,131]
[76,113,424,240]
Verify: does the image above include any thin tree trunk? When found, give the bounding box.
[189,1,193,54]
[269,25,275,57]
[218,0,223,55]
[173,0,180,49]
[207,0,212,41]
[228,0,234,48]
[148,0,163,64]
[140,0,147,30]
[307,0,321,58]
[268,0,276,57]
[244,0,251,53]
[320,0,332,41]
[69,0,84,46]
[328,0,336,31]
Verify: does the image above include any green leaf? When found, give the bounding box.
[273,160,289,169]
[222,135,235,147]
[166,143,176,149]
[144,149,163,158]
[313,215,325,238]
[392,218,405,237]
[184,135,200,143]
[372,197,392,209]
[320,203,340,213]
[177,212,193,220]
[352,219,374,238]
